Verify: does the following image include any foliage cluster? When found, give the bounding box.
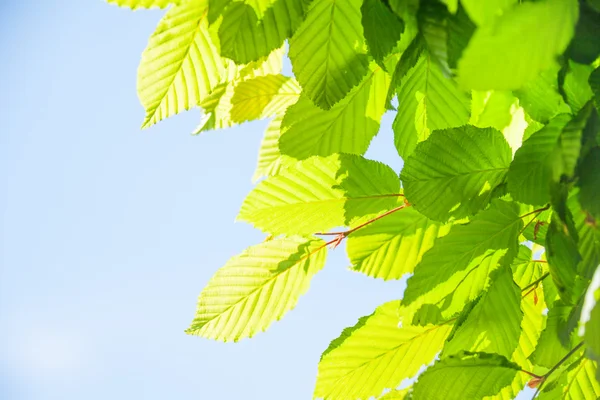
[108,0,600,398]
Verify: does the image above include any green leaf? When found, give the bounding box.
[386,34,424,108]
[279,63,390,160]
[400,125,512,222]
[412,304,444,326]
[252,115,294,182]
[578,147,600,221]
[470,91,516,132]
[569,191,600,279]
[412,352,521,400]
[347,202,450,280]
[492,288,546,400]
[217,0,306,64]
[447,4,476,69]
[590,66,600,114]
[402,200,522,313]
[314,300,453,400]
[443,267,523,358]
[539,357,600,399]
[514,63,571,124]
[106,0,178,9]
[230,74,300,123]
[561,358,600,399]
[289,0,370,109]
[393,53,471,159]
[510,245,546,289]
[137,0,227,128]
[417,0,451,75]
[580,266,600,361]
[361,0,404,64]
[457,0,578,90]
[531,300,577,368]
[193,48,285,134]
[568,0,600,64]
[378,388,410,400]
[186,237,327,341]
[563,61,594,114]
[546,217,582,304]
[506,114,572,206]
[459,0,517,27]
[238,154,401,235]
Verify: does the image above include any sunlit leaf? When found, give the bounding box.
[186,237,327,341]
[315,300,453,399]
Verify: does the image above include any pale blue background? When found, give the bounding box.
[0,2,406,399]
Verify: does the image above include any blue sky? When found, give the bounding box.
[0,2,406,399]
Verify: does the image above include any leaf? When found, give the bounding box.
[361,0,404,64]
[347,202,450,280]
[580,266,600,359]
[459,0,517,26]
[217,0,306,64]
[569,191,600,279]
[252,115,294,182]
[386,34,424,108]
[561,358,600,399]
[314,300,453,400]
[279,63,390,160]
[514,63,571,124]
[400,125,512,222]
[137,0,227,128]
[510,245,546,289]
[106,0,178,8]
[193,48,285,134]
[446,4,476,69]
[568,0,600,64]
[393,53,471,159]
[289,0,370,109]
[506,114,572,206]
[378,388,410,400]
[546,217,582,304]
[443,267,523,358]
[470,91,516,132]
[457,0,578,90]
[563,61,594,114]
[539,357,600,399]
[590,67,600,114]
[238,154,401,235]
[531,300,577,368]
[402,200,522,313]
[186,237,327,341]
[493,288,546,400]
[578,147,600,221]
[230,75,300,123]
[411,352,521,400]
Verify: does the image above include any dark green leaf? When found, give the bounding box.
[361,0,404,64]
[401,126,511,221]
[412,352,521,400]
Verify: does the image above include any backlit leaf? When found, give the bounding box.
[238,154,400,235]
[186,237,327,341]
[400,125,512,222]
[289,0,370,109]
[457,0,578,90]
[138,0,227,128]
[315,300,453,399]
[393,54,471,159]
[412,352,521,400]
[347,202,450,280]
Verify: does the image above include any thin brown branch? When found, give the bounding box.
[314,203,410,238]
[521,272,550,297]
